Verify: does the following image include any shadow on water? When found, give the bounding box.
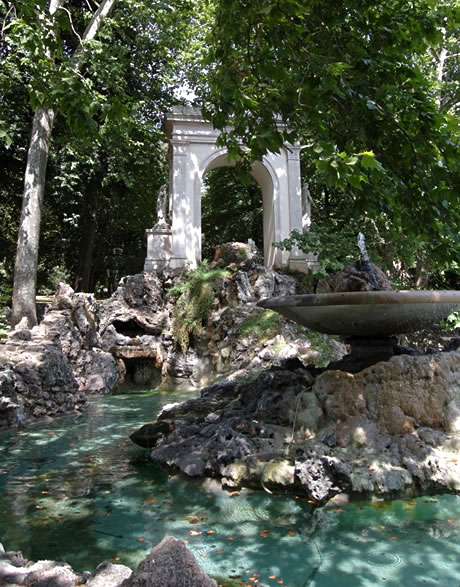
[0,391,459,586]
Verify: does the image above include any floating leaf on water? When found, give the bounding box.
[137,537,145,542]
[217,548,225,552]
[144,498,156,504]
[188,530,202,536]
[259,530,270,538]
[206,529,215,534]
[269,576,276,580]
[229,491,240,496]
[390,536,397,540]
[225,536,234,541]
[287,529,296,536]
[113,557,120,561]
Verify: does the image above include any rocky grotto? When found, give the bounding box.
[1,250,460,585]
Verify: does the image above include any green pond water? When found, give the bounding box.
[0,390,459,587]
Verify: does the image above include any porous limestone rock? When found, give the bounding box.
[0,284,119,428]
[132,350,460,503]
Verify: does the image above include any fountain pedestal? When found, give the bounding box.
[328,336,398,372]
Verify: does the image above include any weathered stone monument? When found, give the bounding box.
[144,185,172,272]
[144,106,313,273]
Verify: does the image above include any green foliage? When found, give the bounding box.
[202,166,263,260]
[304,329,340,368]
[171,261,229,352]
[441,311,460,332]
[201,0,460,270]
[238,309,280,341]
[0,0,203,294]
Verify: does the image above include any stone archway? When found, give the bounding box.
[144,106,311,272]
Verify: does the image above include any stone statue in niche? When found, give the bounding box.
[155,185,169,227]
[301,182,312,232]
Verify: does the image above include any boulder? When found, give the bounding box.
[121,536,217,587]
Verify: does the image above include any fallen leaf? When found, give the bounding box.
[406,501,416,506]
[144,498,156,504]
[113,557,120,561]
[229,491,240,496]
[200,554,207,558]
[332,509,342,513]
[226,536,234,541]
[287,529,296,536]
[137,537,145,542]
[391,536,397,540]
[217,548,225,552]
[277,581,284,585]
[447,519,455,523]
[269,576,276,580]
[206,529,215,534]
[260,530,270,538]
[188,530,202,536]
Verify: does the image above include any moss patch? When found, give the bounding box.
[237,309,281,342]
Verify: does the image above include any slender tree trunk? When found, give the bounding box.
[11,107,55,327]
[10,0,117,327]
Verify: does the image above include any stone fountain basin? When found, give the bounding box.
[258,290,460,336]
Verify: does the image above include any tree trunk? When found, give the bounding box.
[11,107,55,327]
[10,0,117,327]
[74,179,99,292]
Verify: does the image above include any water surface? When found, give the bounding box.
[0,390,459,586]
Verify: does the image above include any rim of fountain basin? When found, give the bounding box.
[257,290,460,336]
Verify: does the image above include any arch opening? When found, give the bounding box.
[200,153,274,265]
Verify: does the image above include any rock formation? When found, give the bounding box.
[0,537,216,587]
[0,259,343,428]
[131,349,460,503]
[0,284,121,429]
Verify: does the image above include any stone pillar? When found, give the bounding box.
[144,225,172,272]
[169,140,190,270]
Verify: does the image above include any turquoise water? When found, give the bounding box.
[0,390,459,587]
